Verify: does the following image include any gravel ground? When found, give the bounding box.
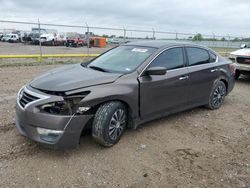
[0,65,249,188]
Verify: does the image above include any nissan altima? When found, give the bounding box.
[15,41,235,149]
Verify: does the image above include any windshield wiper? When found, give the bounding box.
[88,65,109,72]
[81,63,87,67]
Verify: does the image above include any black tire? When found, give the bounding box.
[206,81,227,110]
[234,70,241,80]
[92,101,127,147]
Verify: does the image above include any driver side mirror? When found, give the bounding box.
[146,67,167,76]
[241,44,247,49]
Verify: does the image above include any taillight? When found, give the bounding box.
[229,63,236,74]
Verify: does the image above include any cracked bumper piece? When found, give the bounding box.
[15,92,93,149]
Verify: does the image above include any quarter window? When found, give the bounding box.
[149,47,184,70]
[186,47,210,66]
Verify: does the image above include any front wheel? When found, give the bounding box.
[92,101,127,147]
[206,81,227,110]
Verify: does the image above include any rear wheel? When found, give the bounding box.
[206,81,227,110]
[92,101,127,147]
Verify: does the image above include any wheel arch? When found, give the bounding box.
[213,75,229,94]
[220,78,228,93]
[92,99,133,119]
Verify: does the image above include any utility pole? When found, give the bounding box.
[38,19,42,63]
[123,26,126,43]
[152,28,155,40]
[86,23,90,58]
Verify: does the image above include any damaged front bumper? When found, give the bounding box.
[15,86,93,149]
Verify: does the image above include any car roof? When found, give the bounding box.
[124,40,207,49]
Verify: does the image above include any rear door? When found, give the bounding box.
[139,47,189,119]
[185,47,219,106]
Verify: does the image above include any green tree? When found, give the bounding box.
[233,37,240,42]
[192,33,203,41]
[102,34,109,38]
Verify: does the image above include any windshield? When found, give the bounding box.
[87,45,156,73]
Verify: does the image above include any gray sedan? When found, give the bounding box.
[15,41,235,149]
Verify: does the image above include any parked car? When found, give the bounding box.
[15,41,235,149]
[23,28,48,44]
[65,37,85,47]
[229,44,250,79]
[109,37,121,44]
[40,33,66,46]
[1,34,19,42]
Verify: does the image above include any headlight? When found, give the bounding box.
[228,54,236,63]
[39,101,71,115]
[38,91,91,115]
[229,54,236,59]
[39,97,90,115]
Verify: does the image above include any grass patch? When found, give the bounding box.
[210,47,237,52]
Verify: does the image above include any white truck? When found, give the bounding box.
[229,44,250,79]
[40,33,66,46]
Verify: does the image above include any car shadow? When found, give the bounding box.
[237,74,250,83]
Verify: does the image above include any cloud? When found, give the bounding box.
[0,0,250,37]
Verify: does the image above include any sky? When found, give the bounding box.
[0,0,250,38]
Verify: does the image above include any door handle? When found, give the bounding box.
[179,75,189,80]
[210,68,218,73]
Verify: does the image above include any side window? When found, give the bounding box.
[209,51,217,62]
[186,47,210,66]
[149,47,184,70]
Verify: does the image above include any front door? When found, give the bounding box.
[138,47,189,119]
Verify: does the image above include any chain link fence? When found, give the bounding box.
[0,19,249,64]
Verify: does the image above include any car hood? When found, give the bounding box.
[30,64,122,92]
[230,48,250,56]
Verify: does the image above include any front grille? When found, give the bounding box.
[19,91,40,108]
[236,57,250,65]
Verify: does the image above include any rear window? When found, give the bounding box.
[186,47,210,66]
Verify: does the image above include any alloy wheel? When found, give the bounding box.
[109,109,126,140]
[212,85,226,108]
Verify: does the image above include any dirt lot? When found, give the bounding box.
[0,65,249,188]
